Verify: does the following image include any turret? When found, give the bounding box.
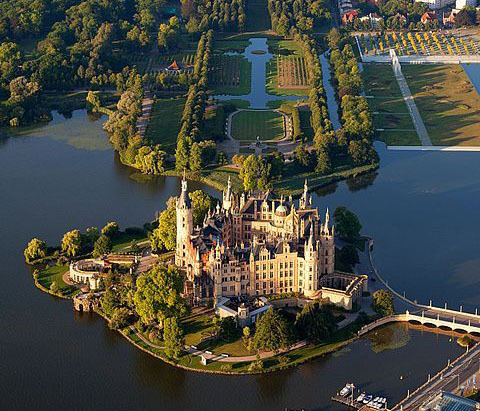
[223,176,233,212]
[300,179,309,209]
[175,175,193,268]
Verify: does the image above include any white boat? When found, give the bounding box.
[356,393,366,402]
[363,395,373,404]
[339,383,354,397]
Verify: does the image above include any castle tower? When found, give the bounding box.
[175,175,193,268]
[299,179,309,209]
[223,176,233,212]
[319,209,335,275]
[303,230,319,297]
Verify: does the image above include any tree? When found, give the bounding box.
[86,91,101,112]
[294,143,312,168]
[219,316,238,341]
[294,303,337,343]
[50,282,59,294]
[240,154,259,191]
[61,229,82,258]
[348,139,378,166]
[254,308,291,353]
[163,317,185,359]
[372,290,395,316]
[86,227,100,245]
[151,197,176,252]
[102,222,120,238]
[316,149,332,174]
[110,307,130,329]
[24,238,47,263]
[333,206,362,243]
[93,234,112,258]
[101,288,120,317]
[134,265,188,326]
[189,190,215,226]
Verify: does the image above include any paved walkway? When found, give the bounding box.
[388,145,480,152]
[391,58,432,146]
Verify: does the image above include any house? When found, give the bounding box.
[421,11,437,24]
[342,10,359,24]
[163,60,193,75]
[443,8,460,25]
[360,12,383,27]
[415,0,456,10]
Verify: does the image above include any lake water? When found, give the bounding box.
[0,110,478,410]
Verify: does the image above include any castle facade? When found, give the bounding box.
[175,177,366,309]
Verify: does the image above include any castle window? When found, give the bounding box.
[325,258,328,264]
[270,273,273,279]
[230,286,235,291]
[263,264,266,270]
[256,283,259,290]
[290,262,293,268]
[280,281,283,288]
[270,281,273,288]
[263,283,266,289]
[280,263,283,269]
[262,274,266,280]
[222,287,227,292]
[270,263,273,269]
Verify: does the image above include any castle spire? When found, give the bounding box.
[177,172,191,209]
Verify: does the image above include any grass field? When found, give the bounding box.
[266,39,311,97]
[209,55,251,95]
[37,265,78,297]
[362,64,419,146]
[231,110,285,140]
[145,96,185,154]
[403,64,480,146]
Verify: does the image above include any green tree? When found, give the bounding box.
[294,303,337,343]
[219,316,238,341]
[372,290,395,316]
[189,190,215,226]
[93,234,112,258]
[86,227,100,245]
[86,91,101,111]
[333,206,362,243]
[150,197,176,252]
[102,221,120,238]
[134,265,188,326]
[316,149,332,174]
[101,288,120,317]
[254,308,291,353]
[24,238,47,263]
[61,229,82,258]
[110,307,130,330]
[163,316,185,359]
[240,155,260,191]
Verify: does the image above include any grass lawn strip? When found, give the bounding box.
[145,97,185,154]
[403,64,480,146]
[231,110,285,141]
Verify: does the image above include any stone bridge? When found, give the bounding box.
[359,308,480,337]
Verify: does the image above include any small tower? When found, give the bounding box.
[223,176,233,212]
[299,179,309,209]
[175,175,193,268]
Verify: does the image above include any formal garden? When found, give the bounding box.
[358,31,480,57]
[361,64,419,146]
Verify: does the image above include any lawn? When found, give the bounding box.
[231,110,285,140]
[111,232,147,252]
[36,265,78,297]
[145,97,185,154]
[403,64,480,146]
[362,64,419,146]
[209,55,251,95]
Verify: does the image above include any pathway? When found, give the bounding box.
[391,50,432,146]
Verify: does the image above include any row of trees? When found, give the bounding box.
[24,221,122,264]
[181,0,246,33]
[327,29,378,167]
[175,30,215,172]
[267,0,331,35]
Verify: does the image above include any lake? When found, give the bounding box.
[0,110,477,410]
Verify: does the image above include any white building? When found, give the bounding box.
[456,0,476,8]
[415,0,456,10]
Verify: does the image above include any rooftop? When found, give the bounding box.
[419,392,480,411]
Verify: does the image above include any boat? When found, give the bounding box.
[339,383,354,397]
[356,393,366,402]
[363,395,373,404]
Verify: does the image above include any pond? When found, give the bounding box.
[0,110,478,410]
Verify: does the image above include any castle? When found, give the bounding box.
[175,177,367,309]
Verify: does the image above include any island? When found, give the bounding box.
[24,175,399,374]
